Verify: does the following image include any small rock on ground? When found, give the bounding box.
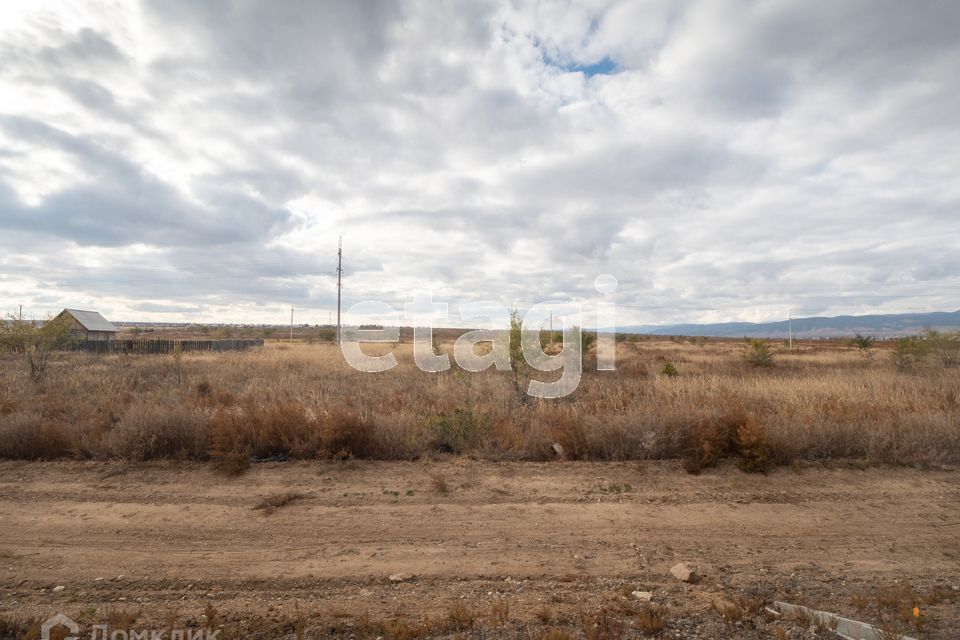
[670,562,700,583]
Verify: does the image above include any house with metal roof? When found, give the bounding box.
[53,309,118,342]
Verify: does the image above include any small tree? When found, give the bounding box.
[743,339,774,367]
[0,314,72,382]
[508,310,527,398]
[850,333,875,361]
[578,328,597,353]
[924,329,960,368]
[892,336,927,373]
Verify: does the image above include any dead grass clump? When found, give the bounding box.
[534,606,555,625]
[444,602,475,632]
[209,408,252,476]
[430,473,450,494]
[107,401,207,460]
[0,396,20,416]
[538,629,575,640]
[547,408,590,460]
[580,608,622,640]
[322,408,377,459]
[373,618,423,640]
[254,491,308,515]
[635,604,667,634]
[489,599,509,626]
[195,379,213,399]
[0,412,72,459]
[0,615,34,640]
[711,596,763,623]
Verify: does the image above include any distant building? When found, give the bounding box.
[53,309,118,342]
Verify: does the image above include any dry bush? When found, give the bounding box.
[106,401,207,460]
[0,412,72,459]
[323,408,377,459]
[208,409,252,475]
[682,416,736,474]
[735,418,771,473]
[195,379,213,399]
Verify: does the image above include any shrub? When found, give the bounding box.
[0,314,73,382]
[430,408,485,453]
[683,410,766,474]
[735,418,770,473]
[195,380,213,399]
[107,401,208,460]
[579,327,598,352]
[323,408,377,459]
[742,339,774,367]
[660,363,678,378]
[683,419,729,474]
[0,412,72,459]
[209,409,252,475]
[850,334,875,361]
[892,338,918,372]
[924,329,960,368]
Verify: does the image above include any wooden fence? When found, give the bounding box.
[71,339,264,354]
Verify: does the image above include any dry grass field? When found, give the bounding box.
[1,338,958,638]
[0,337,957,469]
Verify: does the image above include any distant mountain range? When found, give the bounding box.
[618,310,960,338]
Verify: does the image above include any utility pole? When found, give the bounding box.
[788,315,793,350]
[290,305,294,342]
[336,235,343,344]
[19,304,22,321]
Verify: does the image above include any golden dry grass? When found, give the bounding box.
[0,337,957,467]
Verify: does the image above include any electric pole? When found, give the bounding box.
[290,305,294,342]
[336,235,343,344]
[19,304,22,321]
[788,315,793,350]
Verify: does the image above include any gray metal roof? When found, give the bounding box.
[62,309,118,332]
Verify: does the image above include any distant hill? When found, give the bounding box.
[619,310,960,338]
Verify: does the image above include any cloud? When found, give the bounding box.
[0,0,958,325]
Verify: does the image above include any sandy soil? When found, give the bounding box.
[1,459,958,638]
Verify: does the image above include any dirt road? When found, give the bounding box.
[1,459,958,638]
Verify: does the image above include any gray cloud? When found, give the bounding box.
[0,0,958,324]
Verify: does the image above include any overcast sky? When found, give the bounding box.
[1,1,958,327]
